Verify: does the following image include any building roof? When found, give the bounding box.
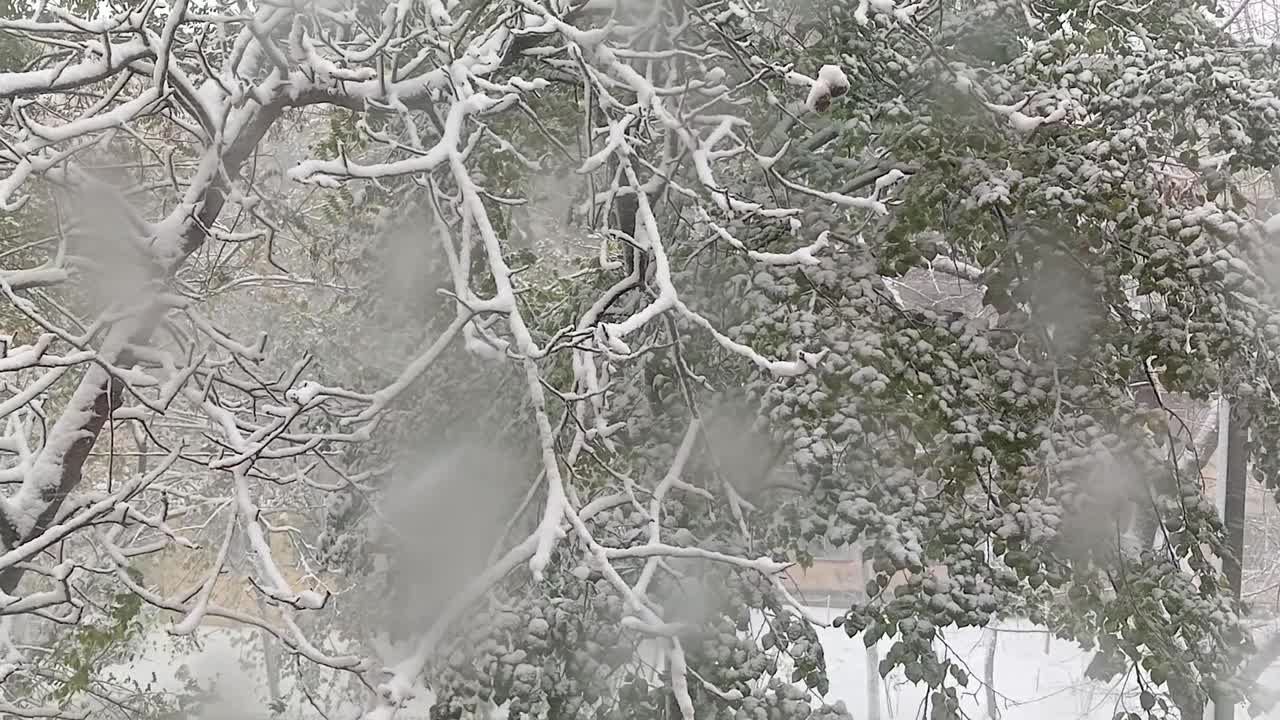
[888,256,1220,454]
[885,264,990,319]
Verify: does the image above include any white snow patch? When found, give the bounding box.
[106,611,1280,719]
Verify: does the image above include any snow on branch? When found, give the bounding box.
[0,0,903,716]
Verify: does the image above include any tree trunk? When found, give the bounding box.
[0,367,124,594]
[0,101,285,596]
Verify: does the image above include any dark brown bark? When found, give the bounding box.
[0,10,563,598]
[0,377,123,594]
[0,101,285,596]
[615,190,645,279]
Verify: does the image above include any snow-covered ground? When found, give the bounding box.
[811,606,1150,720]
[817,602,1280,720]
[101,630,434,720]
[105,608,1280,720]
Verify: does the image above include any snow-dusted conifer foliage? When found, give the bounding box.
[3,0,1280,718]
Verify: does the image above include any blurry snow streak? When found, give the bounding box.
[64,177,157,312]
[377,434,525,637]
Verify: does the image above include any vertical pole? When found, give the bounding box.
[1216,398,1230,520]
[1206,397,1230,720]
[1214,401,1248,720]
[983,626,1000,720]
[1222,403,1248,598]
[865,560,883,720]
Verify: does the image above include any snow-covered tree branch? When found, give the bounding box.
[4,0,1280,718]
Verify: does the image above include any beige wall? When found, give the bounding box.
[785,555,949,599]
[139,520,330,627]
